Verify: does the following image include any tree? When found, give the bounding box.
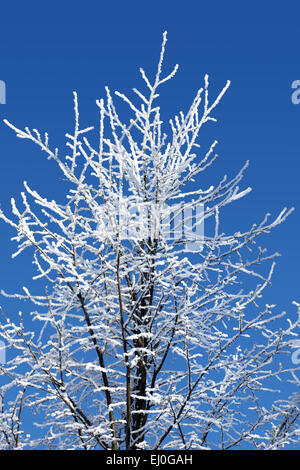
[0,32,299,450]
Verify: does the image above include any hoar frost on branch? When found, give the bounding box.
[0,32,300,450]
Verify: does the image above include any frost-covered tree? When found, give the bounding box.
[0,32,300,450]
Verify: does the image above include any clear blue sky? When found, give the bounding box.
[0,1,299,299]
[0,0,299,446]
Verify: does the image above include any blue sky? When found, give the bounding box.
[0,0,299,447]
